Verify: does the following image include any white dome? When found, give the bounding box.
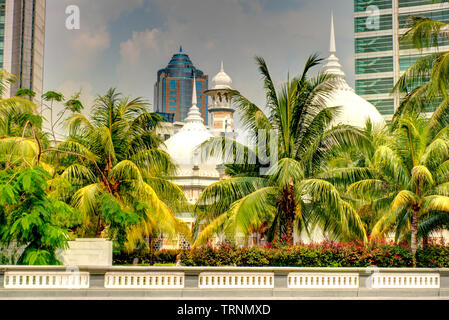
[164,123,215,167]
[326,82,386,129]
[164,77,221,178]
[212,62,232,90]
[323,14,385,129]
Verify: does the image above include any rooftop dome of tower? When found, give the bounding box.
[212,62,233,90]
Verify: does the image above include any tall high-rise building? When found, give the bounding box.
[0,0,46,103]
[354,0,449,119]
[154,47,209,124]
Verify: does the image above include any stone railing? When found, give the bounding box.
[4,271,90,289]
[0,266,448,298]
[287,272,359,289]
[198,272,274,289]
[104,272,184,289]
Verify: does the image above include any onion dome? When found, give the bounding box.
[212,62,233,90]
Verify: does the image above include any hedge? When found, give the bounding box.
[178,243,449,268]
[113,242,449,267]
[113,249,180,265]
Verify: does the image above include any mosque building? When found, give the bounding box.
[159,15,391,248]
[158,64,236,249]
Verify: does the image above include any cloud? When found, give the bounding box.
[45,0,355,122]
[115,0,343,107]
[44,0,146,87]
[67,26,110,70]
[119,29,163,65]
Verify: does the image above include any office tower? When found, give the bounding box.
[0,0,46,103]
[354,0,449,119]
[154,47,209,124]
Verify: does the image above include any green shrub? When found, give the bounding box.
[114,242,449,268]
[113,249,180,265]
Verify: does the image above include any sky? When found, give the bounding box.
[44,0,355,118]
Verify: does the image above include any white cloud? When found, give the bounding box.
[67,26,110,70]
[45,0,355,121]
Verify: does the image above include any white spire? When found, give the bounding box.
[330,12,336,54]
[220,61,224,72]
[322,12,347,80]
[192,75,197,106]
[185,76,204,124]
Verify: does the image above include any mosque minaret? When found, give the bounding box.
[204,62,236,137]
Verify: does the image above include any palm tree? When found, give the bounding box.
[193,55,368,247]
[42,91,65,144]
[393,13,449,122]
[0,71,46,171]
[348,113,449,266]
[51,88,191,255]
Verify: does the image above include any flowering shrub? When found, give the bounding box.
[113,249,180,265]
[113,242,449,267]
[178,242,437,267]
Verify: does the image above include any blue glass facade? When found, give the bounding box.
[354,0,449,117]
[0,0,5,70]
[154,47,209,124]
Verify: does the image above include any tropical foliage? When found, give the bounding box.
[194,55,368,247]
[52,88,191,251]
[0,167,74,265]
[345,114,449,266]
[0,79,192,264]
[393,12,449,124]
[2,7,449,266]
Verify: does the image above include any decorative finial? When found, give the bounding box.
[220,61,224,72]
[192,76,197,106]
[180,45,183,53]
[184,76,204,124]
[330,12,336,54]
[322,12,347,81]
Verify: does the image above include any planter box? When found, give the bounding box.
[57,239,113,267]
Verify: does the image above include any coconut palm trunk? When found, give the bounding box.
[281,183,296,245]
[96,216,105,237]
[411,208,419,267]
[148,235,155,266]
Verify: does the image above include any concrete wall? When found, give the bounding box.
[57,239,113,267]
[0,266,448,299]
[1,239,113,267]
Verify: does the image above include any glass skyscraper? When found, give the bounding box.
[354,0,449,118]
[0,0,6,71]
[154,47,209,124]
[0,0,46,103]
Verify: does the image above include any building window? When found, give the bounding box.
[170,101,177,106]
[170,80,177,89]
[170,90,177,95]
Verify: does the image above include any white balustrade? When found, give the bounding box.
[288,273,359,289]
[4,271,90,289]
[370,273,439,289]
[104,272,184,289]
[198,272,274,289]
